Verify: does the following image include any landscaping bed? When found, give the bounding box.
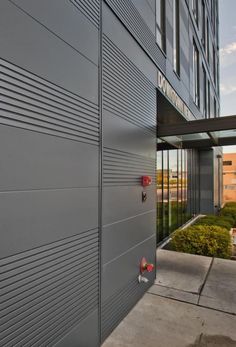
[167,203,236,259]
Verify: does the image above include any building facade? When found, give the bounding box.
[0,0,220,346]
[223,153,236,202]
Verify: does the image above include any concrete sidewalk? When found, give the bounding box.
[103,250,236,347]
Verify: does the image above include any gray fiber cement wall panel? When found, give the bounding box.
[0,0,100,345]
[101,2,157,341]
[0,125,98,191]
[103,185,156,225]
[54,309,99,347]
[103,110,156,159]
[0,187,98,258]
[102,235,156,301]
[0,0,98,103]
[9,0,99,65]
[103,210,156,265]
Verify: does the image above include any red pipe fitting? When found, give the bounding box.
[140,257,154,274]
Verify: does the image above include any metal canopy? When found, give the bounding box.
[157,115,236,150]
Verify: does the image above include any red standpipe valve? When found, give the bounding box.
[140,257,154,274]
[141,176,152,187]
[146,263,154,272]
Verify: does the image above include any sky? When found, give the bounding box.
[219,0,236,153]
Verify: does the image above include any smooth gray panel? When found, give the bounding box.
[102,235,156,300]
[10,0,99,65]
[0,188,98,258]
[0,0,98,103]
[0,125,98,191]
[103,186,156,225]
[103,110,156,159]
[103,211,156,265]
[55,309,99,347]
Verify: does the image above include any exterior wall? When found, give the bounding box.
[101,3,156,341]
[0,1,100,346]
[199,147,223,214]
[0,0,220,346]
[223,153,236,202]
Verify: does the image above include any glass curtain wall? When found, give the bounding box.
[156,149,197,245]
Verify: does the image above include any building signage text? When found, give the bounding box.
[157,71,193,120]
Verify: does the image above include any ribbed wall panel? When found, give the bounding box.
[103,35,156,133]
[0,59,99,145]
[0,229,99,347]
[105,0,166,72]
[101,277,146,342]
[103,147,156,186]
[70,0,100,28]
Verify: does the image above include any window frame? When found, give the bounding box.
[206,18,209,62]
[202,65,207,118]
[207,80,211,118]
[193,40,200,107]
[201,0,206,49]
[173,0,180,76]
[155,0,166,52]
[192,0,198,26]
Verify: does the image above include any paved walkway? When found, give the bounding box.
[103,250,236,347]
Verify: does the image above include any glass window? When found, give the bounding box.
[173,0,180,75]
[223,161,232,166]
[193,40,200,107]
[203,65,207,118]
[169,150,178,233]
[214,98,217,118]
[156,151,163,244]
[208,81,211,117]
[192,0,198,25]
[183,150,189,223]
[201,0,206,49]
[156,0,165,51]
[163,151,169,238]
[156,148,195,245]
[206,19,209,62]
[177,150,182,226]
[213,46,216,84]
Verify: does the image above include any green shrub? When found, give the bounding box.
[224,202,236,209]
[170,225,232,259]
[219,207,236,225]
[195,215,234,230]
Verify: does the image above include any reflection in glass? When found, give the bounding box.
[156,151,163,242]
[178,149,182,226]
[163,151,169,239]
[169,150,178,233]
[156,148,195,245]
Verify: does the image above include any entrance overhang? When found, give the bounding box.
[157,115,236,150]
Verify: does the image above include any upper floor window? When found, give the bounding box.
[156,0,165,51]
[214,97,217,118]
[193,40,200,107]
[201,0,206,48]
[206,19,209,62]
[192,0,198,25]
[223,161,232,166]
[207,80,211,117]
[213,46,216,84]
[173,0,180,75]
[202,65,207,118]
